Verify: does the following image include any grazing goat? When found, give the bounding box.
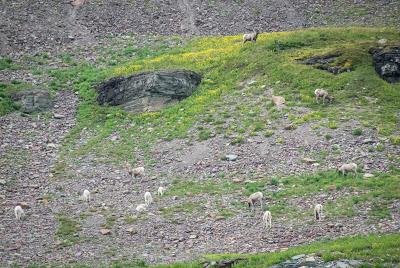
[82,189,91,202]
[338,163,358,176]
[144,192,153,206]
[314,204,323,221]
[314,88,334,104]
[136,203,147,213]
[247,192,263,212]
[243,30,259,44]
[15,206,25,220]
[262,210,272,229]
[158,186,166,196]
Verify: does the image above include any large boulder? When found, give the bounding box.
[370,46,400,83]
[11,89,53,113]
[96,70,202,113]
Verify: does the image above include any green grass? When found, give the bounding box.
[352,128,363,136]
[0,57,20,70]
[159,202,202,217]
[56,215,82,246]
[0,81,32,115]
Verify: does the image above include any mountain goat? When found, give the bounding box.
[15,206,25,220]
[263,210,272,229]
[82,189,91,202]
[314,204,323,221]
[158,186,166,196]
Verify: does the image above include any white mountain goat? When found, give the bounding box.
[144,192,153,206]
[15,206,25,220]
[314,88,334,104]
[314,204,323,221]
[82,189,91,202]
[243,30,259,44]
[338,163,358,176]
[158,186,166,196]
[247,192,263,212]
[263,210,272,229]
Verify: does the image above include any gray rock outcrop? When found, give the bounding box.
[370,47,400,83]
[96,70,201,113]
[11,89,53,113]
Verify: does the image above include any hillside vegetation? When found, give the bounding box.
[50,27,400,165]
[1,27,399,267]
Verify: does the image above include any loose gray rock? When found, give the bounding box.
[224,154,238,161]
[11,89,53,113]
[96,70,201,113]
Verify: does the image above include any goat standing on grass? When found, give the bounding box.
[243,30,259,44]
[263,210,272,229]
[247,192,263,212]
[338,163,358,176]
[314,88,334,104]
[15,206,25,220]
[144,192,153,206]
[314,204,323,221]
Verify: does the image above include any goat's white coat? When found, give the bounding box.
[15,205,25,220]
[158,186,166,196]
[247,192,263,211]
[338,163,358,176]
[263,210,272,229]
[314,204,323,221]
[82,189,91,202]
[144,191,153,206]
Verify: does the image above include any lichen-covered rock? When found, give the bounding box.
[11,89,53,113]
[96,70,201,113]
[298,52,352,74]
[370,47,400,83]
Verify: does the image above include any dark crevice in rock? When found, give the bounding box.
[370,46,400,83]
[96,70,201,113]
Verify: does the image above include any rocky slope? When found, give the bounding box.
[1,0,400,55]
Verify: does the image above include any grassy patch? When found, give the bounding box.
[160,202,202,217]
[0,57,20,70]
[56,215,82,246]
[168,178,241,197]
